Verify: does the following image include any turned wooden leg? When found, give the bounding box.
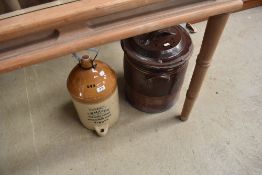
[180,13,230,121]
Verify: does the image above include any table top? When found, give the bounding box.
[0,0,243,73]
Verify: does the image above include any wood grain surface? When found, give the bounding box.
[0,0,165,42]
[0,0,243,73]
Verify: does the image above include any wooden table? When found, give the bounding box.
[0,0,244,120]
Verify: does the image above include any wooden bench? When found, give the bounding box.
[0,0,245,120]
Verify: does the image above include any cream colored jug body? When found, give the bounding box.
[72,88,119,136]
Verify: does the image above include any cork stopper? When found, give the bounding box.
[80,55,93,69]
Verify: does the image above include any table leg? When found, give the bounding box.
[180,13,230,121]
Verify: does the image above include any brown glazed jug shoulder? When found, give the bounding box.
[67,59,117,103]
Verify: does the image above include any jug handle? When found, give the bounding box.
[94,124,109,137]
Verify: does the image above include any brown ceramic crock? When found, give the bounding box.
[121,25,193,113]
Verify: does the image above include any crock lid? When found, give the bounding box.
[67,56,117,103]
[121,25,193,69]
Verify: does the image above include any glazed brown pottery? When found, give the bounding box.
[121,25,193,113]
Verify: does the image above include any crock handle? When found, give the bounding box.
[94,124,109,137]
[146,74,170,81]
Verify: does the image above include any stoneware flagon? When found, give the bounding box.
[67,53,119,136]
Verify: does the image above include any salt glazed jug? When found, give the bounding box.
[67,52,119,136]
